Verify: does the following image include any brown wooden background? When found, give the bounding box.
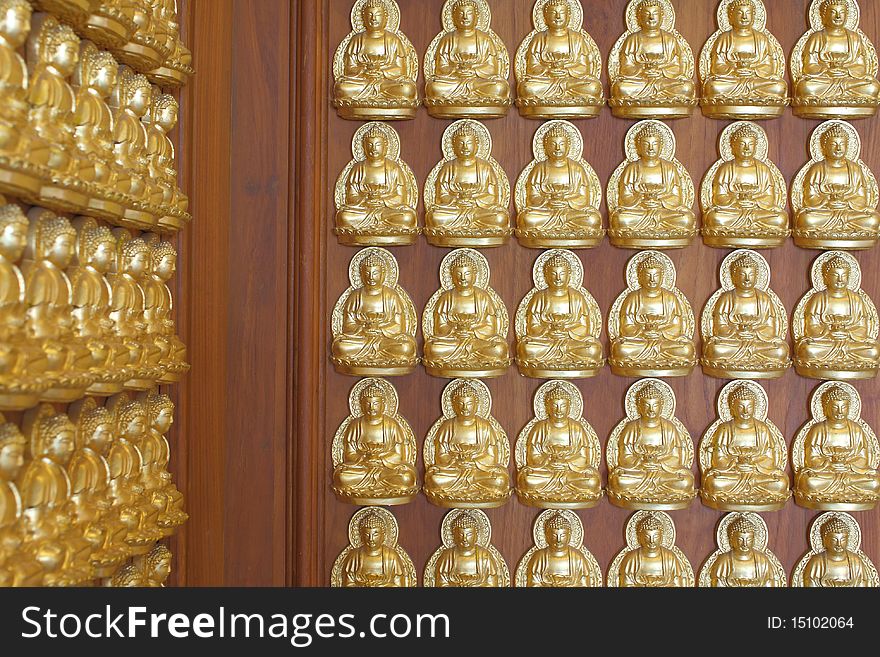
[175,0,880,586]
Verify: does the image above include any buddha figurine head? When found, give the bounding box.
[543,0,570,30]
[358,509,387,551]
[542,252,571,290]
[32,212,76,268]
[635,123,663,161]
[728,0,756,29]
[78,44,118,99]
[111,562,144,586]
[544,511,572,549]
[151,241,177,282]
[450,510,479,548]
[0,204,28,261]
[121,237,151,279]
[544,383,572,421]
[636,253,664,291]
[78,403,114,456]
[820,124,849,162]
[116,398,148,441]
[358,250,387,290]
[730,252,759,291]
[730,124,758,162]
[361,0,389,34]
[358,382,386,420]
[451,123,479,161]
[635,381,664,420]
[820,0,848,29]
[32,409,76,465]
[147,93,179,134]
[820,384,851,422]
[450,382,478,419]
[727,383,758,422]
[452,0,479,31]
[820,515,850,555]
[542,124,570,163]
[0,420,26,482]
[114,68,153,118]
[636,0,664,31]
[449,251,477,291]
[362,125,389,163]
[145,543,172,582]
[145,391,174,434]
[821,254,851,291]
[35,18,79,77]
[726,515,757,553]
[635,513,664,549]
[77,221,116,274]
[0,0,31,49]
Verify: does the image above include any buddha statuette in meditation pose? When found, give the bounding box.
[794,382,879,510]
[701,122,789,248]
[516,509,602,587]
[144,91,190,230]
[792,0,880,119]
[700,380,790,511]
[423,249,509,378]
[514,0,603,119]
[334,122,418,246]
[424,0,511,119]
[699,0,788,119]
[424,120,511,247]
[793,512,879,587]
[143,237,188,383]
[607,379,695,510]
[141,389,186,529]
[515,249,603,379]
[515,381,602,509]
[701,250,790,379]
[331,378,418,506]
[793,121,879,249]
[515,121,603,248]
[333,0,419,120]
[331,248,418,377]
[609,251,696,377]
[794,252,879,380]
[699,513,786,587]
[609,0,697,119]
[424,379,510,508]
[148,0,193,86]
[331,507,416,587]
[425,508,509,587]
[608,121,696,248]
[608,510,694,587]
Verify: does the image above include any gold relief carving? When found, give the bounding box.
[700,122,789,248]
[424,378,511,508]
[515,509,602,587]
[148,0,193,87]
[793,382,879,510]
[145,90,190,230]
[791,0,880,119]
[515,120,603,249]
[609,251,695,377]
[514,249,602,379]
[81,1,137,52]
[424,508,509,587]
[699,0,788,119]
[142,235,188,383]
[331,507,416,587]
[127,541,172,586]
[700,249,790,379]
[331,377,419,505]
[515,380,602,509]
[699,380,791,511]
[331,247,419,377]
[514,0,603,119]
[608,510,694,587]
[608,0,697,119]
[424,0,511,119]
[112,0,167,72]
[793,251,879,380]
[424,120,511,247]
[792,511,879,587]
[423,249,510,378]
[333,0,420,121]
[792,121,879,249]
[607,120,696,249]
[698,512,786,587]
[334,122,419,246]
[607,378,696,510]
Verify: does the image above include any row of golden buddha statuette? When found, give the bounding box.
[332,506,878,587]
[332,246,880,381]
[0,393,184,587]
[335,119,879,251]
[332,376,879,513]
[0,3,190,232]
[334,0,880,122]
[29,0,192,86]
[0,201,190,411]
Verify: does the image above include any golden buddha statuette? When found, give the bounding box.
[143,235,188,383]
[609,251,695,377]
[608,510,694,587]
[515,120,603,248]
[698,512,786,587]
[331,377,419,505]
[699,0,788,119]
[701,249,790,379]
[112,0,166,72]
[144,90,190,230]
[792,511,878,587]
[607,121,696,249]
[331,247,418,377]
[130,542,173,586]
[81,1,137,52]
[424,120,511,247]
[107,562,143,586]
[424,378,511,508]
[148,0,193,87]
[515,380,602,509]
[607,378,696,510]
[331,507,416,587]
[793,251,880,380]
[334,122,418,246]
[425,508,509,587]
[701,122,789,248]
[141,389,186,529]
[423,249,510,378]
[793,382,879,510]
[515,509,602,587]
[515,249,602,379]
[424,0,511,119]
[333,0,419,121]
[700,380,791,511]
[608,0,697,119]
[514,0,603,119]
[792,0,880,119]
[792,121,879,250]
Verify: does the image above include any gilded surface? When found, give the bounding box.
[515,509,602,586]
[424,508,510,586]
[607,510,694,587]
[698,512,786,586]
[792,511,879,586]
[330,507,416,587]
